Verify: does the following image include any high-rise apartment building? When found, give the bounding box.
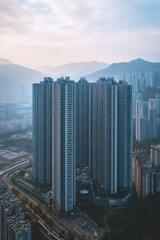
[33,76,132,211]
[89,78,132,195]
[148,98,160,118]
[52,77,76,213]
[76,78,89,167]
[135,116,148,141]
[117,81,132,191]
[145,68,160,87]
[134,96,160,141]
[133,151,154,198]
[149,108,158,139]
[32,77,53,185]
[89,78,118,194]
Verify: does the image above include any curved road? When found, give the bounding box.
[0,162,88,240]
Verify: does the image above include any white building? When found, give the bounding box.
[52,77,76,213]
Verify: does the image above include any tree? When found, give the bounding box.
[64,230,75,240]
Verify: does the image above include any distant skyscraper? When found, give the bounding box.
[153,69,160,87]
[142,102,148,118]
[89,78,132,194]
[148,98,160,118]
[136,100,143,117]
[132,93,143,117]
[32,77,53,185]
[135,116,148,141]
[133,95,160,141]
[149,108,158,139]
[133,152,154,198]
[76,78,89,167]
[52,77,76,213]
[145,68,154,87]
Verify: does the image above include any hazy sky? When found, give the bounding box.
[0,0,160,68]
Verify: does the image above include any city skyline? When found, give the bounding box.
[0,0,160,68]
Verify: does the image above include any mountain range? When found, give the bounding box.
[36,61,109,80]
[0,61,44,103]
[86,58,160,81]
[0,58,160,103]
[0,58,13,65]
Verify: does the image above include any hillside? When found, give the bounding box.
[0,63,44,103]
[101,194,160,240]
[1,58,160,102]
[37,61,109,80]
[86,58,160,81]
[0,58,13,65]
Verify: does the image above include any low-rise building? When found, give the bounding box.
[0,184,31,240]
[9,220,31,240]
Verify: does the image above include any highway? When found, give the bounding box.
[0,158,31,176]
[0,161,88,240]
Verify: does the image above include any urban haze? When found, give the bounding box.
[0,1,160,240]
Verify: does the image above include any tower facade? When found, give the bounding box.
[32,77,53,185]
[117,81,132,190]
[89,78,118,194]
[89,78,132,194]
[33,76,132,211]
[52,77,76,213]
[76,78,89,167]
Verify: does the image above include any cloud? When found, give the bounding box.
[0,0,160,67]
[20,0,52,15]
[1,0,160,37]
[0,1,33,35]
